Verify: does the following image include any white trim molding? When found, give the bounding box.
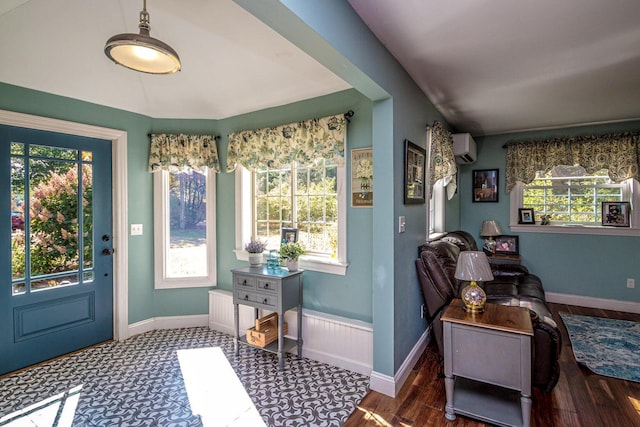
[369,327,431,398]
[546,292,640,314]
[128,314,210,337]
[208,289,372,376]
[0,110,129,341]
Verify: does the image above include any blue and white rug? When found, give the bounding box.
[560,312,640,382]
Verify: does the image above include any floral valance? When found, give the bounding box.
[226,114,347,172]
[429,120,457,200]
[148,134,220,173]
[505,132,640,192]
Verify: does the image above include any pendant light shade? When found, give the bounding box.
[104,0,181,74]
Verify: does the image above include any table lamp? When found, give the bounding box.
[454,251,494,313]
[480,220,502,254]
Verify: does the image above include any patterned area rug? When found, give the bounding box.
[560,312,640,382]
[0,327,369,426]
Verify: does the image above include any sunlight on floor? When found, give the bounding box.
[177,347,265,427]
[0,384,82,427]
[356,406,392,426]
[628,395,640,418]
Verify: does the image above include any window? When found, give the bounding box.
[510,165,639,235]
[428,180,445,237]
[154,169,216,288]
[235,161,347,275]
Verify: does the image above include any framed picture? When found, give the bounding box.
[518,208,536,224]
[495,235,519,255]
[472,169,499,202]
[281,227,298,243]
[602,201,630,227]
[351,147,373,208]
[404,139,426,204]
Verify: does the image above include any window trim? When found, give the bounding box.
[509,178,640,236]
[234,165,348,275]
[153,170,217,289]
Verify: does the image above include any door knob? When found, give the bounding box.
[102,234,111,242]
[102,248,114,255]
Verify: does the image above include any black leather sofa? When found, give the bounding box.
[415,230,561,392]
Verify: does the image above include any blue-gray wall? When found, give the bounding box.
[458,121,640,303]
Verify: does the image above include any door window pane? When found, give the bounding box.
[10,143,94,294]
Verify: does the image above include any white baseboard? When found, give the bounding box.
[546,292,640,314]
[208,289,373,377]
[128,314,209,337]
[369,326,431,398]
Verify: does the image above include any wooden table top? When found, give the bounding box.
[441,299,533,336]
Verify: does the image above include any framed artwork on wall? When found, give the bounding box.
[472,169,499,203]
[404,139,426,204]
[351,147,373,208]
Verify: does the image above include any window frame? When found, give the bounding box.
[234,164,348,276]
[153,169,217,289]
[509,178,640,236]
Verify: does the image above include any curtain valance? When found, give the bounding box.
[505,132,640,192]
[429,120,457,200]
[226,114,347,172]
[148,134,220,173]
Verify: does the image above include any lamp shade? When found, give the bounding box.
[454,251,494,282]
[480,220,502,237]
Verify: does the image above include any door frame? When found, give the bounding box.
[0,109,129,341]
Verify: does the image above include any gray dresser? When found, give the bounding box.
[231,266,303,370]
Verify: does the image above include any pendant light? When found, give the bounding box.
[104,0,181,74]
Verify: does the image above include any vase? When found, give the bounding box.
[248,253,263,267]
[286,259,298,272]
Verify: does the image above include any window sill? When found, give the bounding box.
[510,224,640,237]
[233,250,348,276]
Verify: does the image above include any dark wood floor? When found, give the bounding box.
[344,302,640,427]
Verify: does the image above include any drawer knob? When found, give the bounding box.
[263,298,268,304]
[244,294,249,300]
[243,279,247,286]
[264,283,270,289]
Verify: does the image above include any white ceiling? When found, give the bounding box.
[2,1,640,136]
[0,0,350,120]
[349,0,640,135]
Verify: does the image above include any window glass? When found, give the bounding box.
[153,169,216,288]
[254,159,339,258]
[523,166,623,224]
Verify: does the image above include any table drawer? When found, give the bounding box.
[257,278,279,293]
[234,274,256,290]
[235,290,278,308]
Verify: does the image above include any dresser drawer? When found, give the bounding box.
[234,274,256,290]
[257,278,279,293]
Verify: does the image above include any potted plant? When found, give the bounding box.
[245,238,267,266]
[279,241,305,272]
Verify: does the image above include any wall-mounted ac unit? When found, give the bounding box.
[452,133,477,164]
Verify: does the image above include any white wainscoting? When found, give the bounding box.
[208,290,373,377]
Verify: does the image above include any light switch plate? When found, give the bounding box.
[399,216,406,233]
[131,224,143,236]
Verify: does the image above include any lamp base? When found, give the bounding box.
[460,281,487,313]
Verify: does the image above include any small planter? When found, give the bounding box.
[286,259,299,272]
[248,253,263,267]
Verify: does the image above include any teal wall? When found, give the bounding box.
[253,0,453,375]
[458,120,640,303]
[0,83,377,324]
